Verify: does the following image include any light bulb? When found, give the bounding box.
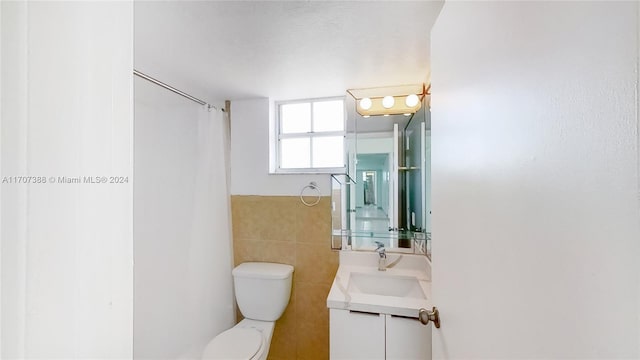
[404,113,411,116]
[382,96,395,109]
[359,98,372,110]
[405,94,419,107]
[363,115,370,118]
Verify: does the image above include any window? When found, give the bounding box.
[275,97,345,172]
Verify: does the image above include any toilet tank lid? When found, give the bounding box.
[233,262,294,280]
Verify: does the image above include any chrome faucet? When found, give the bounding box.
[375,241,387,271]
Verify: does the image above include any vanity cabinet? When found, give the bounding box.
[330,308,431,359]
[386,313,431,359]
[330,309,385,359]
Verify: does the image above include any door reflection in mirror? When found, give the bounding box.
[363,171,376,206]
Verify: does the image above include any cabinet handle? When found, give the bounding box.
[349,310,380,316]
[390,314,417,320]
[418,307,440,328]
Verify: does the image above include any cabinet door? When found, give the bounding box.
[330,309,385,359]
[386,315,431,360]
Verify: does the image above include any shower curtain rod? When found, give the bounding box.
[133,69,224,112]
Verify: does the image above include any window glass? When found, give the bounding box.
[281,102,311,134]
[276,97,345,172]
[313,100,344,132]
[280,138,311,168]
[312,136,344,168]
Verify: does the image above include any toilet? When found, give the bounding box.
[201,262,294,360]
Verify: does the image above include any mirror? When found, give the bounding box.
[331,89,431,257]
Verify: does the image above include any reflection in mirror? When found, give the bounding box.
[331,174,355,250]
[355,138,394,233]
[341,85,431,257]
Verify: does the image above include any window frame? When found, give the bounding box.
[274,96,347,174]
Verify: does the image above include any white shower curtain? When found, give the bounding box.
[134,77,235,359]
[183,105,235,357]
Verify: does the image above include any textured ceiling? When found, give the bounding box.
[134,1,444,103]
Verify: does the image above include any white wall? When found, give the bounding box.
[230,98,332,196]
[1,4,3,355]
[1,2,133,358]
[133,78,235,358]
[431,1,640,358]
[357,137,393,155]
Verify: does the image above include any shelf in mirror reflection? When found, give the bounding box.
[333,229,430,240]
[331,229,431,257]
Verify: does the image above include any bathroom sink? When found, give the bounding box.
[347,272,426,299]
[327,252,431,317]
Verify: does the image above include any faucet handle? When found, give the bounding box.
[374,241,386,260]
[375,241,388,270]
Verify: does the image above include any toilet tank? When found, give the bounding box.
[232,262,294,321]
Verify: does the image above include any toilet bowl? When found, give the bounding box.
[201,262,293,360]
[201,319,274,360]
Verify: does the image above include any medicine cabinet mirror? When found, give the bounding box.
[331,86,431,257]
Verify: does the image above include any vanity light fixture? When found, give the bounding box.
[347,84,428,117]
[360,97,372,110]
[382,96,395,109]
[405,94,419,107]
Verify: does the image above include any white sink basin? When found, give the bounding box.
[327,251,431,317]
[347,272,426,299]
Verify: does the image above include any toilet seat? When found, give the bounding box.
[202,328,263,359]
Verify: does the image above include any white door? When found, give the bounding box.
[349,151,357,233]
[391,123,399,229]
[430,1,640,359]
[420,122,427,231]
